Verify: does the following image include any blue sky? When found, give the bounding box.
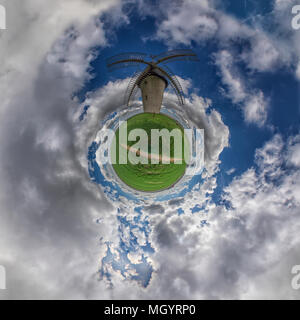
[80,0,300,291]
[1,0,300,299]
[82,0,299,203]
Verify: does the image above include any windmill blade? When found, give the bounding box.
[124,67,151,106]
[154,65,185,105]
[153,49,197,60]
[107,52,147,66]
[124,77,139,106]
[124,71,142,107]
[154,49,198,65]
[161,55,199,64]
[107,60,143,72]
[106,52,149,72]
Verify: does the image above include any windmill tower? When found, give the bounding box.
[106,50,198,113]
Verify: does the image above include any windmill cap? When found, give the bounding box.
[138,70,168,88]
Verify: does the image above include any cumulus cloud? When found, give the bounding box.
[155,0,218,45]
[0,0,124,299]
[151,1,272,126]
[215,50,268,126]
[0,17,229,295]
[0,0,299,301]
[91,132,300,300]
[147,0,300,126]
[240,33,280,72]
[138,133,300,299]
[152,0,296,72]
[76,76,230,293]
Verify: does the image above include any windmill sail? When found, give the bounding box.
[106,52,147,66]
[154,49,198,65]
[106,49,198,111]
[154,65,185,105]
[124,69,145,106]
[106,52,148,71]
[107,60,143,72]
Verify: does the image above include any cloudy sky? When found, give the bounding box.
[0,0,300,299]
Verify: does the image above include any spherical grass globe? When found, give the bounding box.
[111,113,189,192]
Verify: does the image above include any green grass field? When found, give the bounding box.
[111,113,188,192]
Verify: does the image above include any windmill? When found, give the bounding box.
[106,49,198,113]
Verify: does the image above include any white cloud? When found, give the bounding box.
[214,50,246,103]
[243,90,268,126]
[0,40,229,296]
[78,78,230,293]
[215,50,268,126]
[138,133,300,299]
[0,0,299,300]
[156,0,218,46]
[241,33,280,72]
[296,62,300,80]
[287,134,300,167]
[152,0,295,72]
[89,133,300,299]
[162,92,229,176]
[226,168,236,175]
[0,0,125,299]
[147,0,300,126]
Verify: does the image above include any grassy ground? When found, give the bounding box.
[111,113,188,192]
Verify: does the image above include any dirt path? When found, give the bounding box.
[120,143,184,163]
